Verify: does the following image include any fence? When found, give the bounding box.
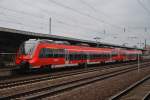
[0,53,16,67]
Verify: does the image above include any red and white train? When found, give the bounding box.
[15,39,142,70]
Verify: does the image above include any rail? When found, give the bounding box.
[0,62,149,99]
[110,75,150,100]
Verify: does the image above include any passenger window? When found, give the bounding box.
[53,49,65,58]
[39,48,53,58]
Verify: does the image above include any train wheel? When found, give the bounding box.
[84,63,87,68]
[19,61,30,74]
[101,61,105,65]
[42,65,52,72]
[79,63,87,68]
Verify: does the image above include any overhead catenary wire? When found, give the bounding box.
[0,12,104,34]
[21,0,121,34]
[0,11,105,34]
[48,0,124,29]
[137,0,150,15]
[0,4,105,34]
[0,6,45,19]
[0,19,44,29]
[0,1,145,34]
[0,1,148,47]
[0,11,46,26]
[54,19,104,33]
[79,0,111,19]
[80,0,150,34]
[0,0,148,36]
[79,0,109,34]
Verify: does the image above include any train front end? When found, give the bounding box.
[15,40,38,70]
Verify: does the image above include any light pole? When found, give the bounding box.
[138,53,140,72]
[137,42,144,49]
[49,17,52,34]
[136,42,144,73]
[144,39,147,49]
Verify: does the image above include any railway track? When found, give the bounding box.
[0,62,149,99]
[110,74,150,100]
[0,61,137,89]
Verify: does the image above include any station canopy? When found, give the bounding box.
[0,27,144,52]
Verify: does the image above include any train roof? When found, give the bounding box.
[36,39,142,54]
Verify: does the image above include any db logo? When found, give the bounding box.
[54,59,58,62]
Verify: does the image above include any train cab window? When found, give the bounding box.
[39,48,45,58]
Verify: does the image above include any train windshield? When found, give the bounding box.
[19,40,37,56]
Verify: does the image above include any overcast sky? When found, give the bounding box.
[0,0,150,48]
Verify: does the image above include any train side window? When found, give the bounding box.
[78,53,83,60]
[52,49,64,58]
[90,54,93,59]
[53,49,59,58]
[89,53,91,59]
[72,53,75,60]
[39,48,53,58]
[79,53,82,60]
[77,53,80,60]
[59,49,65,57]
[53,49,57,58]
[69,53,73,60]
[78,53,81,60]
[76,53,79,60]
[47,49,53,58]
[73,53,76,60]
[104,54,106,58]
[102,53,104,58]
[103,54,105,58]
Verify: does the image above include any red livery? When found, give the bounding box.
[15,39,142,70]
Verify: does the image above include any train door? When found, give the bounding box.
[87,52,90,63]
[65,49,69,64]
[109,52,112,62]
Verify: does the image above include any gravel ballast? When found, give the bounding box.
[45,66,150,100]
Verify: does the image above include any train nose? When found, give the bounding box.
[16,55,31,64]
[26,55,31,59]
[20,55,31,60]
